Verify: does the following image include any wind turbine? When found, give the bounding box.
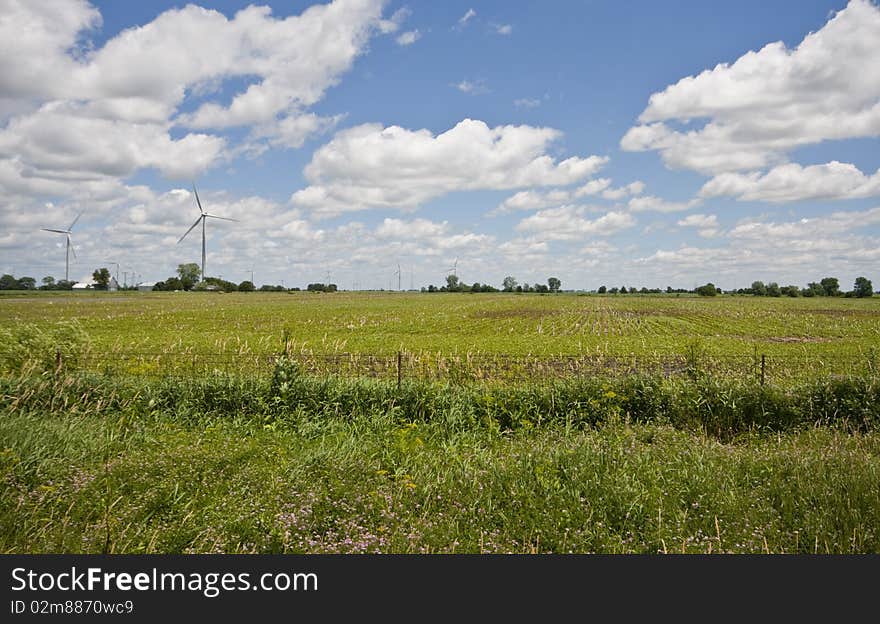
[105,261,120,286]
[41,211,83,283]
[177,183,237,283]
[394,263,401,291]
[445,257,459,282]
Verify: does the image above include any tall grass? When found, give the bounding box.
[2,368,879,554]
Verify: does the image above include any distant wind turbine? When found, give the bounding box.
[394,263,401,291]
[446,258,459,279]
[41,211,83,282]
[177,183,238,283]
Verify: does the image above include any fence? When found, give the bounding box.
[59,349,879,386]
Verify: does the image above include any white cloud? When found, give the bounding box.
[494,24,513,35]
[700,161,880,202]
[677,214,718,228]
[458,9,476,26]
[455,79,490,95]
[621,0,880,175]
[379,6,410,34]
[677,213,720,238]
[728,206,880,240]
[0,0,393,202]
[291,119,608,217]
[376,218,448,239]
[601,181,645,200]
[396,30,421,46]
[515,206,636,240]
[628,195,700,213]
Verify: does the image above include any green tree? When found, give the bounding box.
[804,282,824,297]
[695,282,717,296]
[502,276,518,292]
[41,276,55,290]
[177,263,200,290]
[820,277,840,297]
[767,282,781,297]
[238,280,255,292]
[598,285,607,294]
[853,276,873,298]
[750,281,767,296]
[445,274,460,291]
[17,276,36,290]
[547,277,561,293]
[92,267,110,290]
[0,274,17,290]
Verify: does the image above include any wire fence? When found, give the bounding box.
[60,349,880,386]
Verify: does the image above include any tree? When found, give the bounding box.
[766,282,781,297]
[695,282,717,297]
[41,276,55,290]
[177,263,201,290]
[803,282,823,297]
[820,277,840,297]
[547,277,561,293]
[502,276,518,292]
[445,274,460,291]
[598,285,607,294]
[17,276,36,290]
[619,286,627,294]
[92,267,110,290]
[238,280,255,292]
[853,276,873,298]
[750,281,767,296]
[0,274,17,290]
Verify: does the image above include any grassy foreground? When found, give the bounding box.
[2,372,878,554]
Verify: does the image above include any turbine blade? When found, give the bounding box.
[178,216,202,243]
[68,235,77,259]
[204,213,238,222]
[68,211,83,231]
[192,183,205,215]
[42,228,68,234]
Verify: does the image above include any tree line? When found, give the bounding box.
[0,267,873,299]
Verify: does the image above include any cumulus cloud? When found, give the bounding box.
[515,206,636,240]
[677,213,720,238]
[621,0,880,175]
[494,24,513,35]
[699,161,880,202]
[628,195,700,213]
[601,181,645,200]
[728,206,880,240]
[290,119,608,217]
[0,0,392,203]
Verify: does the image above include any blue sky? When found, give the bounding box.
[1,0,878,290]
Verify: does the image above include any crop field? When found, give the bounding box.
[1,291,879,382]
[2,291,879,554]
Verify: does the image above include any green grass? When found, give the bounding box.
[2,372,879,554]
[2,291,878,357]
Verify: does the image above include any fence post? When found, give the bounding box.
[397,351,402,389]
[761,354,766,386]
[55,346,62,375]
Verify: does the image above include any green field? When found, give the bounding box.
[1,291,879,382]
[2,290,878,355]
[2,291,879,554]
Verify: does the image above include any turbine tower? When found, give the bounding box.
[177,183,237,283]
[394,263,401,291]
[41,211,83,283]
